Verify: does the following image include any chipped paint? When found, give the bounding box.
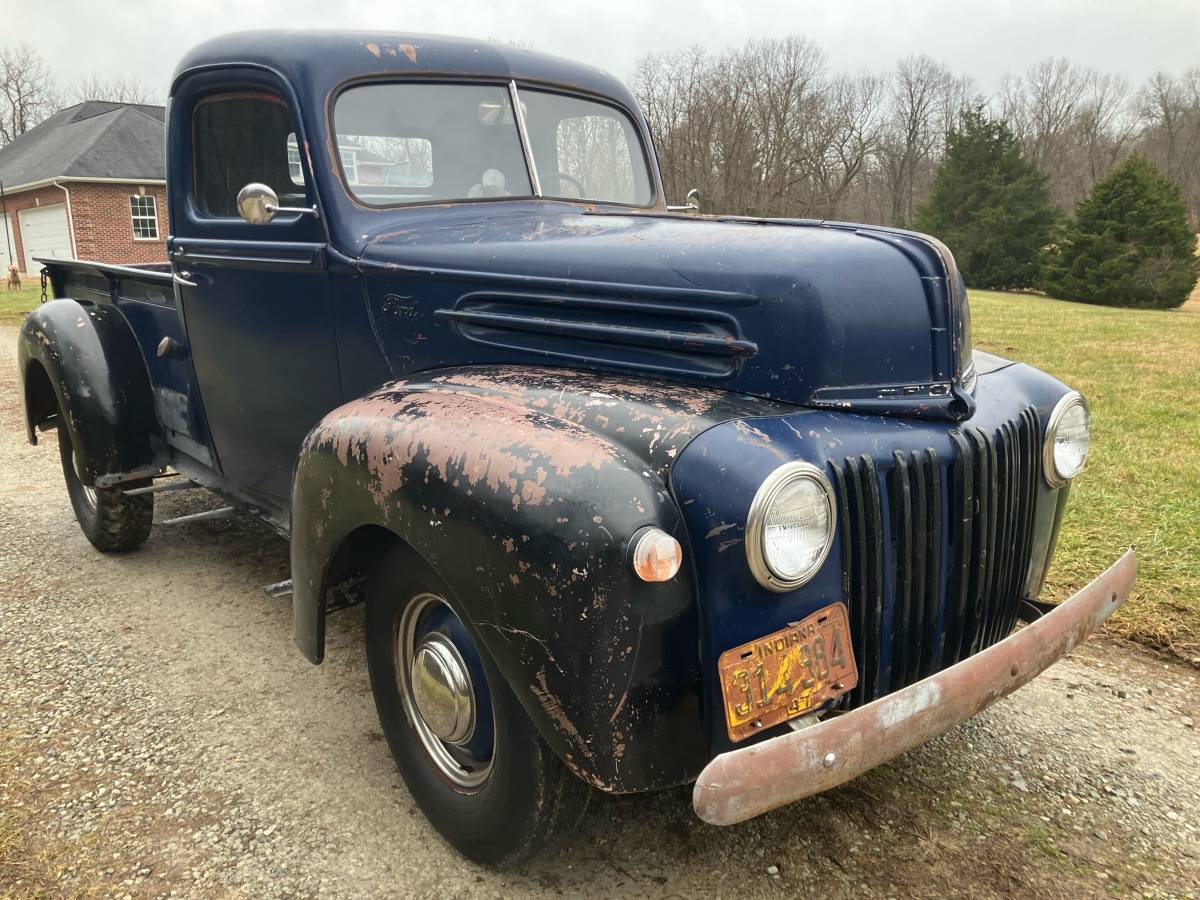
[290,363,731,793]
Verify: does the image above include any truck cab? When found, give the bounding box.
[17,30,1134,864]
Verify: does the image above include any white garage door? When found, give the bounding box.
[19,204,72,275]
[1,214,16,272]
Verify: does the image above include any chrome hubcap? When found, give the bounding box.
[410,634,476,745]
[396,593,494,788]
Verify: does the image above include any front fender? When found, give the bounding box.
[291,366,788,792]
[18,299,162,483]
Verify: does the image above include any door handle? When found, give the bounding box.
[173,271,198,288]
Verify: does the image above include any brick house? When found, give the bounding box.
[0,101,167,275]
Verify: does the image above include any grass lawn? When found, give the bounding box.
[971,290,1200,659]
[0,279,43,326]
[1,279,1197,657]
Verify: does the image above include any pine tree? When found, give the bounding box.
[1042,155,1200,309]
[916,109,1056,290]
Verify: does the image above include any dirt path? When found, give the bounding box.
[1,324,1197,899]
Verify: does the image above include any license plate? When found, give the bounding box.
[719,603,858,742]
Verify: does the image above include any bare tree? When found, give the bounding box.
[1136,69,1200,228]
[69,73,159,105]
[0,43,59,145]
[876,56,967,225]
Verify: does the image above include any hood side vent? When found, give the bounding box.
[436,291,758,379]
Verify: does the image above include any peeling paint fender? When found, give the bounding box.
[290,365,791,792]
[18,299,163,483]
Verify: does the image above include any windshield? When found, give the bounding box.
[332,82,654,208]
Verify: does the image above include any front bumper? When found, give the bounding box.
[692,550,1137,826]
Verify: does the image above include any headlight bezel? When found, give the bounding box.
[1043,390,1090,488]
[745,461,837,593]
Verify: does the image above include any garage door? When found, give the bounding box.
[1,214,15,272]
[19,204,72,275]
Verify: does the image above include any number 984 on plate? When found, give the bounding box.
[718,603,858,742]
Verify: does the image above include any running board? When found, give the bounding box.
[158,506,235,526]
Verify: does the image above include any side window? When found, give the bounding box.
[554,115,637,203]
[193,92,305,217]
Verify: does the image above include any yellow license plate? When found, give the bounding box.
[719,603,858,742]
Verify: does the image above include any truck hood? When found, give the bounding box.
[355,205,974,420]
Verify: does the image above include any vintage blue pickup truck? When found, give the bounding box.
[18,30,1135,863]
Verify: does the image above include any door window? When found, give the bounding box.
[193,92,307,217]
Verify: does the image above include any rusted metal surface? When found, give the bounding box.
[718,603,858,742]
[290,365,787,793]
[692,550,1136,826]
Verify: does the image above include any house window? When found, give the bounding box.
[130,195,159,240]
[339,148,359,185]
[287,134,305,186]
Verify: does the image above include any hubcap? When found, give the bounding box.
[410,634,475,744]
[396,593,494,789]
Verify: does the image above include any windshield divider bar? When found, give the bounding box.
[509,80,542,197]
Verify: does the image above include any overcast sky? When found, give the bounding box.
[12,0,1200,98]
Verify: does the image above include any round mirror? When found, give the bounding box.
[236,183,278,225]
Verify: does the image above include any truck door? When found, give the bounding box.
[168,73,342,516]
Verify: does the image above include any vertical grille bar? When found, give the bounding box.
[860,457,886,696]
[833,455,884,706]
[946,432,974,665]
[888,453,914,692]
[921,449,943,678]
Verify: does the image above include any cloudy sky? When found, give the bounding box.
[12,0,1200,97]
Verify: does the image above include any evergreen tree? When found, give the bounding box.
[1042,155,1199,309]
[916,109,1057,290]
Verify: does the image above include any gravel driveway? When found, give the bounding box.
[1,324,1197,899]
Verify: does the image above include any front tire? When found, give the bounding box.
[58,428,153,552]
[365,544,587,865]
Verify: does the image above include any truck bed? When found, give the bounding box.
[38,257,216,484]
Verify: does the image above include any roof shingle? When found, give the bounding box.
[0,101,165,190]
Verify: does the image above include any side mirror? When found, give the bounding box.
[236,182,319,224]
[667,188,701,215]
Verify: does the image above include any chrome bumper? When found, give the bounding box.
[693,550,1137,826]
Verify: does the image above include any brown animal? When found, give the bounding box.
[5,265,20,292]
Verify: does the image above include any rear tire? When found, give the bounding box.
[365,543,588,865]
[58,428,153,552]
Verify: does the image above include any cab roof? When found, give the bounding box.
[173,30,640,111]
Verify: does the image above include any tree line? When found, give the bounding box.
[633,37,1200,231]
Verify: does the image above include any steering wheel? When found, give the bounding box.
[542,171,586,199]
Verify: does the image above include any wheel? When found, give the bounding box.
[365,544,588,864]
[58,427,153,552]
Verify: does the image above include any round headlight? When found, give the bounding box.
[746,462,836,592]
[1044,391,1090,487]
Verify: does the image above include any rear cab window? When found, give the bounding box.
[192,92,309,217]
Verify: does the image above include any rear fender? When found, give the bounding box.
[290,366,786,792]
[19,299,163,483]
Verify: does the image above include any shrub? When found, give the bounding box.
[916,109,1056,290]
[1041,155,1200,309]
